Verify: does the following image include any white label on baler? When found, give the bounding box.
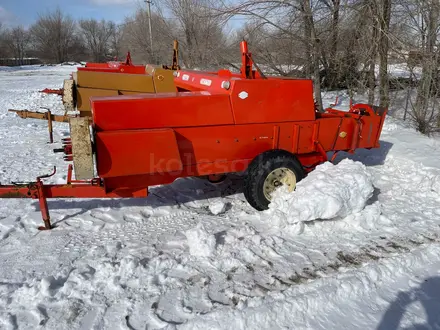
[200,78,212,86]
[182,74,190,81]
[238,91,249,99]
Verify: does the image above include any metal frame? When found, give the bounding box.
[0,165,146,230]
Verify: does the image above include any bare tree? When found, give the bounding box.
[317,0,341,90]
[30,8,77,63]
[378,0,392,108]
[109,24,124,61]
[4,26,30,64]
[161,0,228,68]
[366,1,379,104]
[410,0,440,135]
[122,8,175,64]
[234,22,304,76]
[0,22,8,58]
[79,19,115,62]
[300,0,323,111]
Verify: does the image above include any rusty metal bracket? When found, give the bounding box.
[40,88,63,95]
[9,108,92,144]
[37,167,57,180]
[314,140,328,162]
[40,107,54,143]
[9,108,69,143]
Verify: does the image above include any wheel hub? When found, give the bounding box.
[263,167,296,201]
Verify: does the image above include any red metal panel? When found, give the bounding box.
[99,122,309,190]
[373,108,387,148]
[297,153,325,170]
[272,125,280,148]
[173,123,297,165]
[95,121,325,187]
[358,116,382,149]
[295,123,315,154]
[316,117,356,151]
[315,106,387,151]
[83,63,109,68]
[229,79,316,124]
[95,128,182,178]
[91,92,234,131]
[174,71,232,94]
[103,159,252,191]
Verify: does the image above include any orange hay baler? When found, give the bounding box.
[0,41,387,230]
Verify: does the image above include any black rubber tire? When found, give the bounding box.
[244,150,305,211]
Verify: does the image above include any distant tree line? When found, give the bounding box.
[0,9,119,64]
[0,0,439,135]
[0,3,229,68]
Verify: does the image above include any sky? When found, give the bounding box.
[0,0,245,29]
[0,0,143,27]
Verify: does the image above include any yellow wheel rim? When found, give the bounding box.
[263,167,296,201]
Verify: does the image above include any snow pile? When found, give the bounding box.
[265,159,374,228]
[209,200,226,215]
[185,223,216,257]
[432,175,440,194]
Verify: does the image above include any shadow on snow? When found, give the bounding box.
[377,276,440,330]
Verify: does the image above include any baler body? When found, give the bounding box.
[0,41,387,230]
[86,70,386,193]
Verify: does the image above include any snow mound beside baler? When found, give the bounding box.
[265,159,374,228]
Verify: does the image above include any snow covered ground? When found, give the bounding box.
[1,65,440,330]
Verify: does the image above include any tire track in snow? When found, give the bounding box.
[147,227,440,325]
[57,210,237,254]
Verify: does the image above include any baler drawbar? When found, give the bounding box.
[0,41,387,230]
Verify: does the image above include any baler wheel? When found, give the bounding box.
[244,150,304,211]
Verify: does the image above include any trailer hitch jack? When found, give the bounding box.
[36,167,57,230]
[0,168,56,230]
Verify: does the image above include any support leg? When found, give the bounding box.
[314,141,328,162]
[48,110,53,144]
[36,181,52,230]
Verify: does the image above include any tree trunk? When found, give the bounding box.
[301,0,313,78]
[344,5,368,92]
[378,0,391,108]
[367,1,378,104]
[328,0,340,89]
[414,0,439,134]
[301,0,323,111]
